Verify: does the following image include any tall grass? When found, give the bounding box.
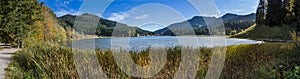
[222,43,300,78]
[5,42,300,78]
[6,42,78,79]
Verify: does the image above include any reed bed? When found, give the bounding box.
[5,42,300,79]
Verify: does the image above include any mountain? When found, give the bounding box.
[154,13,256,35]
[58,14,155,37]
[222,13,256,22]
[58,13,255,37]
[154,16,218,35]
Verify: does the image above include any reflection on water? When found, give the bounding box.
[69,36,259,51]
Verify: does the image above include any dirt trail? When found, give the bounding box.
[0,44,18,79]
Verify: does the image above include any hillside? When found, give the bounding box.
[231,24,296,40]
[37,5,74,41]
[59,14,155,37]
[154,13,256,36]
[39,5,86,41]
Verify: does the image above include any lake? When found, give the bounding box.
[70,36,261,51]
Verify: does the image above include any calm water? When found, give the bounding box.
[70,36,260,51]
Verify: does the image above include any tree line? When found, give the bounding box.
[256,0,300,47]
[0,0,43,47]
[256,0,300,29]
[0,0,72,47]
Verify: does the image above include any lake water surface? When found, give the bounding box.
[71,36,260,51]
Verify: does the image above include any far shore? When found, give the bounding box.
[75,35,241,40]
[74,35,292,43]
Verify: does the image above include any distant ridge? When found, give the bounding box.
[222,13,256,22]
[58,13,256,36]
[155,13,256,35]
[58,13,155,36]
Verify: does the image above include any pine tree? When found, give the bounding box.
[283,0,290,18]
[284,0,290,13]
[291,0,300,48]
[256,0,266,24]
[266,0,285,26]
[295,0,300,31]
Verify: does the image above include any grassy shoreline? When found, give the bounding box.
[5,41,300,78]
[230,24,296,40]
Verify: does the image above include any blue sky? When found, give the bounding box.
[39,0,258,31]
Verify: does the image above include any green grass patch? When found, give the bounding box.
[5,42,300,78]
[231,24,296,40]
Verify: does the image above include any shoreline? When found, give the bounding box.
[73,35,285,44]
[71,35,258,41]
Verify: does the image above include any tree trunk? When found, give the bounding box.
[17,40,22,48]
[296,32,300,49]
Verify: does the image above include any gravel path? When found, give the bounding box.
[0,47,18,79]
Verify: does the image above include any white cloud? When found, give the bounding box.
[134,14,149,20]
[221,9,244,14]
[231,9,243,13]
[200,14,220,17]
[50,0,86,17]
[107,12,129,21]
[63,1,70,5]
[54,9,83,17]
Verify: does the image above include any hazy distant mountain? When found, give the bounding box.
[58,13,155,36]
[221,13,256,22]
[58,13,255,36]
[155,13,256,35]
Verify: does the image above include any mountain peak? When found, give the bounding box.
[221,13,256,22]
[222,13,239,19]
[224,13,239,16]
[80,13,100,18]
[82,13,95,16]
[154,13,256,35]
[59,14,75,18]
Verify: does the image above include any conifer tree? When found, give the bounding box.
[256,0,266,24]
[266,0,285,26]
